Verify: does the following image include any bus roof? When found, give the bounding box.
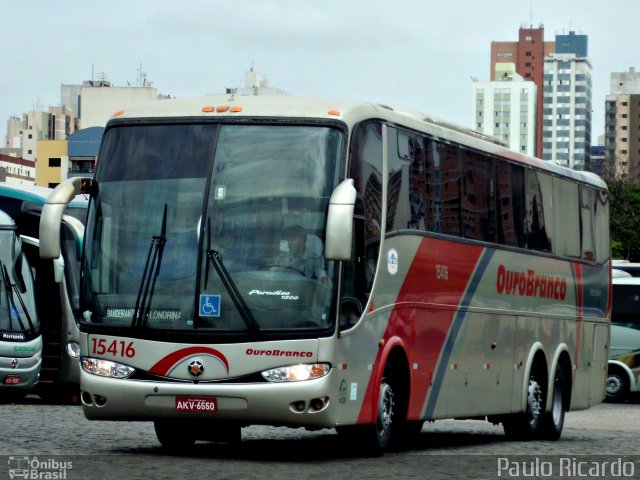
[0,184,88,209]
[108,94,606,190]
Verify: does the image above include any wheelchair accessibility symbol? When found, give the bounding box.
[199,295,221,317]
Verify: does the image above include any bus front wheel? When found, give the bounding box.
[337,365,398,456]
[154,420,196,451]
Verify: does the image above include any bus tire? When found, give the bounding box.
[538,365,565,440]
[337,364,397,456]
[154,420,196,451]
[371,367,397,453]
[605,366,629,403]
[503,363,545,440]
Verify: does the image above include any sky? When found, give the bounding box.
[2,0,638,145]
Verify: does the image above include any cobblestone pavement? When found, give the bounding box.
[0,397,639,479]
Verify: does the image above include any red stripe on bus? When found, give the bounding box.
[357,237,484,424]
[149,346,230,376]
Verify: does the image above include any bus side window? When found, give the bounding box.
[496,161,526,248]
[461,147,495,242]
[594,189,609,263]
[340,216,366,331]
[525,170,553,252]
[438,141,462,236]
[580,186,596,261]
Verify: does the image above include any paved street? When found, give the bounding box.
[0,397,639,479]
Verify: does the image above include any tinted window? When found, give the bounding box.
[612,284,640,326]
[461,148,495,242]
[496,161,526,247]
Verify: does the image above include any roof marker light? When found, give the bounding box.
[230,106,243,113]
[328,110,341,116]
[202,106,215,113]
[113,109,125,117]
[216,106,230,113]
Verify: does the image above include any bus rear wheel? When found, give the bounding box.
[538,365,566,440]
[503,365,545,440]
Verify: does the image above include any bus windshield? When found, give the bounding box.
[0,230,38,337]
[80,123,342,333]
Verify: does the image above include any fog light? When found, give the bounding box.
[310,397,328,411]
[292,401,306,412]
[81,391,93,405]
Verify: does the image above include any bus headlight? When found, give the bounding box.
[67,341,81,359]
[261,363,330,383]
[81,357,135,379]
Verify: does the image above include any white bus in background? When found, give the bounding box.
[606,271,640,402]
[612,259,640,278]
[0,210,40,401]
[40,95,610,455]
[0,184,87,402]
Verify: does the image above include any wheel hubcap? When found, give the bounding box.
[607,375,623,396]
[527,379,542,427]
[377,382,394,437]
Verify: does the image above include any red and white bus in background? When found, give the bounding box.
[39,95,610,455]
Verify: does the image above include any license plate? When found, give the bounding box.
[175,396,217,412]
[3,375,21,385]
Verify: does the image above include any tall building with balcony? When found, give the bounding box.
[542,53,592,170]
[491,25,555,158]
[605,67,640,181]
[472,63,537,156]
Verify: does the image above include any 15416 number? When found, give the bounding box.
[91,338,136,358]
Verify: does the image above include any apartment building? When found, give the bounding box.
[472,63,537,156]
[605,67,640,181]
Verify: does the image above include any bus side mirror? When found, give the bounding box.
[325,179,357,261]
[40,177,89,260]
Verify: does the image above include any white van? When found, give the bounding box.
[607,272,640,401]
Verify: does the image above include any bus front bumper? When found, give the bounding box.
[0,357,41,391]
[80,368,340,428]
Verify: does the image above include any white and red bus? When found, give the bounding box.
[39,95,610,455]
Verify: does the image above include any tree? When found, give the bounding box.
[606,178,640,261]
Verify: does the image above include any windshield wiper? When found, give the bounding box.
[1,264,36,336]
[203,214,260,332]
[132,204,168,328]
[206,249,261,333]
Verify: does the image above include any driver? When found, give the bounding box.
[275,225,327,284]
